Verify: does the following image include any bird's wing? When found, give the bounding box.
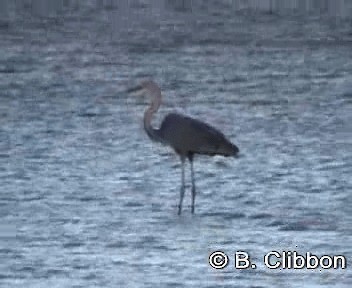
[159,113,234,155]
[161,113,224,137]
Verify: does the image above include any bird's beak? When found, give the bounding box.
[127,85,145,96]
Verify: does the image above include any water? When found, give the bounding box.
[1,1,352,287]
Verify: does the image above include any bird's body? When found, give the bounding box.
[128,80,239,214]
[158,113,238,157]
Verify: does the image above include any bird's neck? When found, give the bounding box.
[143,96,161,142]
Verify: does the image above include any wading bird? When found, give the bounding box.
[128,80,239,215]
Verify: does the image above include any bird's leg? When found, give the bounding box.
[188,154,196,214]
[178,156,186,215]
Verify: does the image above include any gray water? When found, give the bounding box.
[1,1,352,287]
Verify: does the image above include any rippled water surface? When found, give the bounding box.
[1,1,352,287]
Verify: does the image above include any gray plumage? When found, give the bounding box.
[128,80,239,214]
[158,113,239,157]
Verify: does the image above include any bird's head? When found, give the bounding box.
[127,80,161,99]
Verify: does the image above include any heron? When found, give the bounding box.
[128,80,239,215]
